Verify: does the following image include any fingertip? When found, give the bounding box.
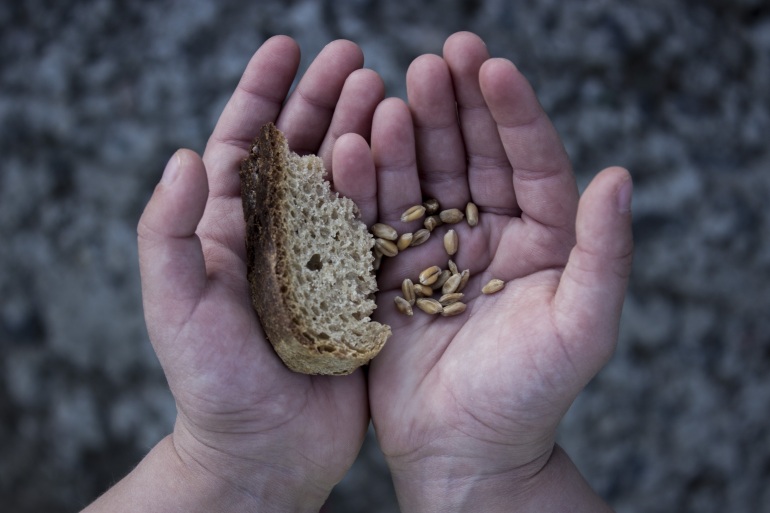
[140,149,208,241]
[445,30,485,45]
[479,58,525,102]
[580,166,633,222]
[406,53,447,87]
[348,68,385,100]
[443,31,487,59]
[338,67,386,134]
[263,34,299,51]
[335,131,369,152]
[159,149,182,186]
[576,166,634,264]
[442,35,490,101]
[607,166,633,213]
[408,52,443,67]
[374,97,410,121]
[173,147,207,189]
[479,57,518,75]
[333,132,371,169]
[324,38,364,67]
[247,36,301,82]
[479,58,542,128]
[332,133,378,226]
[372,98,414,166]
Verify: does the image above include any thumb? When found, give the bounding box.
[137,149,209,336]
[554,166,633,381]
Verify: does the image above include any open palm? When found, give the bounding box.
[136,36,384,505]
[359,32,634,486]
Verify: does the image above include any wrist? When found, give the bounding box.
[387,446,552,513]
[169,424,332,512]
[83,433,330,513]
[388,445,612,513]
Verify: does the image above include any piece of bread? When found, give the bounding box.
[239,123,391,375]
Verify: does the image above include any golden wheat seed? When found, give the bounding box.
[410,229,431,247]
[397,233,413,251]
[482,278,505,295]
[466,202,479,227]
[457,269,470,292]
[431,270,452,291]
[423,198,440,215]
[395,296,414,316]
[439,292,464,305]
[448,259,459,275]
[401,205,426,223]
[372,253,383,271]
[442,273,462,294]
[441,302,467,317]
[424,215,443,231]
[372,223,398,241]
[416,298,443,315]
[444,229,458,256]
[413,283,434,297]
[402,278,416,305]
[375,238,398,257]
[419,265,442,286]
[439,208,464,224]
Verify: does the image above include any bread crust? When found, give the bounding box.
[239,123,389,375]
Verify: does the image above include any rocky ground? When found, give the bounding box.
[2,1,770,511]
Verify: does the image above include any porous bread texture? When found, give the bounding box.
[240,123,391,375]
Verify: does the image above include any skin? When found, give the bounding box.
[83,32,632,512]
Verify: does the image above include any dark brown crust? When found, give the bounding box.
[239,123,389,375]
[239,123,298,357]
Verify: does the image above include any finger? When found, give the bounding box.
[317,68,385,173]
[554,167,633,382]
[332,133,378,227]
[137,150,209,332]
[204,35,301,199]
[277,39,365,155]
[443,32,516,215]
[406,54,470,208]
[479,58,578,229]
[371,98,422,230]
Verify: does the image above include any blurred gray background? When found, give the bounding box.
[2,0,769,511]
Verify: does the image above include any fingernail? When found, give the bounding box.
[160,151,181,186]
[617,178,633,213]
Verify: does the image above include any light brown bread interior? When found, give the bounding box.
[239,123,391,375]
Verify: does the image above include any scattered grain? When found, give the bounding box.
[482,278,505,295]
[419,265,442,286]
[401,205,426,223]
[397,233,413,251]
[441,302,467,317]
[439,208,464,224]
[416,298,443,315]
[444,229,458,255]
[372,223,398,241]
[395,296,414,316]
[466,202,478,227]
[375,238,398,257]
[423,198,440,215]
[411,229,431,246]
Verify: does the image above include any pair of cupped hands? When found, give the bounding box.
[130,32,631,512]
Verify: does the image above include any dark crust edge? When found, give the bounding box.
[239,123,296,354]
